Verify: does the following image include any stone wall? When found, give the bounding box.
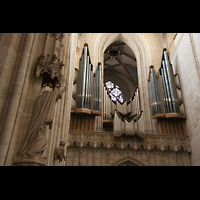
[66,131,191,166]
[0,33,78,166]
[0,33,199,166]
[170,33,200,166]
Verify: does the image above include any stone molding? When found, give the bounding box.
[67,131,191,153]
[110,156,146,166]
[14,154,46,166]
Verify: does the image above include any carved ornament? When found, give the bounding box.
[67,131,191,153]
[36,53,64,84]
[54,141,66,163]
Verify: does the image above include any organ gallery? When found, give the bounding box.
[0,33,199,166]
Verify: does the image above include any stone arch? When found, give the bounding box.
[98,34,151,132]
[78,33,164,131]
[110,156,146,166]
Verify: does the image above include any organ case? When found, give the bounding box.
[103,85,144,137]
[148,49,187,136]
[70,44,103,131]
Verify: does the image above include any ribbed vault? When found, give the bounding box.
[103,40,138,101]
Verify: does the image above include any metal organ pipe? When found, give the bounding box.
[96,65,99,111]
[162,60,173,113]
[154,70,163,114]
[149,67,164,117]
[77,54,83,109]
[93,69,97,111]
[163,50,179,113]
[88,63,92,110]
[77,45,99,111]
[99,64,102,113]
[85,55,90,109]
[149,68,157,116]
[160,67,169,113]
[81,45,88,108]
[148,49,184,119]
[104,84,143,137]
[92,64,102,112]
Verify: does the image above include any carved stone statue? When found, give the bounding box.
[20,84,67,158]
[54,141,65,163]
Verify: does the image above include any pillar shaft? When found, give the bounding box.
[0,33,35,166]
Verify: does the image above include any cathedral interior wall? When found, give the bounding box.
[66,146,190,166]
[170,33,200,166]
[0,33,199,166]
[0,33,46,165]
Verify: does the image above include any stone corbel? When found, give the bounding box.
[35,53,64,84]
[54,141,66,163]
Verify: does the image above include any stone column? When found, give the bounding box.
[189,33,200,80]
[0,33,35,166]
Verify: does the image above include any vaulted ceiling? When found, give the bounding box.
[104,40,138,100]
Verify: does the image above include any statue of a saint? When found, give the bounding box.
[20,83,67,158]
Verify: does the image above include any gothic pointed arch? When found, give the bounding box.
[110,156,146,166]
[78,33,164,133]
[103,39,138,101]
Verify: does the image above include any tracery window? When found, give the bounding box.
[105,81,123,103]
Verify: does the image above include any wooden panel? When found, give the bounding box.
[157,118,187,136]
[69,113,96,131]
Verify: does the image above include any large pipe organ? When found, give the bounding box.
[148,49,187,135]
[70,44,143,136]
[70,46,186,137]
[70,44,102,131]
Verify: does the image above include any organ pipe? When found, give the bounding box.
[148,49,186,119]
[149,67,163,117]
[74,45,102,115]
[77,54,83,109]
[93,63,102,113]
[103,85,143,137]
[163,50,179,113]
[81,45,87,108]
[99,64,102,113]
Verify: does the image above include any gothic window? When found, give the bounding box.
[106,81,123,103]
